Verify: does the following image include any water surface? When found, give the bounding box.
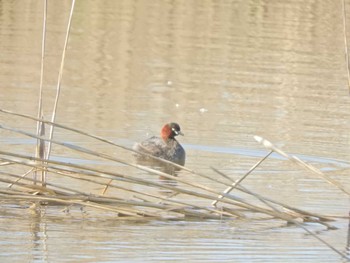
[1,0,350,262]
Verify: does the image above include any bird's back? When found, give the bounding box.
[133,136,185,166]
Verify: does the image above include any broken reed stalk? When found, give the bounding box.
[254,136,350,196]
[342,0,350,93]
[45,0,76,185]
[8,169,35,188]
[211,150,273,207]
[34,0,47,185]
[101,179,113,195]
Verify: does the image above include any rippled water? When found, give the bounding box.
[1,0,350,262]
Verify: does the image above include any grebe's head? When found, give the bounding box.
[161,122,184,140]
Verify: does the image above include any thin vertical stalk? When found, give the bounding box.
[342,0,350,93]
[36,0,47,120]
[211,150,273,207]
[34,0,47,185]
[44,0,76,185]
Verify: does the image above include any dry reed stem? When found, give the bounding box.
[36,0,47,125]
[45,0,76,185]
[101,179,113,195]
[8,168,35,188]
[35,0,47,185]
[0,161,14,166]
[342,0,350,93]
[254,136,350,196]
[211,150,273,207]
[1,178,57,195]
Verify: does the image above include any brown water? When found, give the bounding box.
[1,0,350,262]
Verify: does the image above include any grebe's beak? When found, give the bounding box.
[172,128,184,136]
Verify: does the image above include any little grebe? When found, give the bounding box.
[133,122,185,166]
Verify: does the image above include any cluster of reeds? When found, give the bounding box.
[0,109,347,224]
[1,109,350,259]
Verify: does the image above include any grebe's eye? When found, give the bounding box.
[172,127,179,134]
